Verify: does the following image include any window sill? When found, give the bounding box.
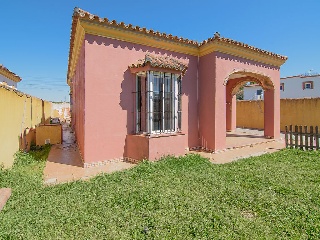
[135,132,185,138]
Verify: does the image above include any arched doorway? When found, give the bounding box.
[224,69,278,142]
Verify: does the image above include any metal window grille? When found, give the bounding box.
[135,71,181,134]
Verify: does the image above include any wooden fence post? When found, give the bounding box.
[316,126,319,150]
[304,126,308,150]
[285,125,319,150]
[290,125,293,148]
[285,126,288,148]
[310,126,314,150]
[299,125,303,150]
[294,125,298,149]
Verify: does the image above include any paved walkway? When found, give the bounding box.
[192,128,285,164]
[197,139,285,164]
[43,123,135,185]
[43,126,285,185]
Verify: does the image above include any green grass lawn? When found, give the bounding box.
[0,147,319,239]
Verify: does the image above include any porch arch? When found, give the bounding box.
[225,69,279,139]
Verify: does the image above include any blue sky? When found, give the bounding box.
[1,0,319,102]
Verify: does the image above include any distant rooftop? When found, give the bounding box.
[281,73,320,79]
[0,64,22,83]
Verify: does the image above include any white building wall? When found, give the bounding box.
[243,75,320,100]
[0,75,17,88]
[243,86,264,100]
[281,76,320,98]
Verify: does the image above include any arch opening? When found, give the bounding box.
[225,69,278,148]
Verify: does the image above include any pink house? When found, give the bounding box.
[67,8,287,167]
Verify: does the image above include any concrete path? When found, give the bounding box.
[43,126,285,185]
[192,128,286,164]
[43,123,135,185]
[196,139,285,164]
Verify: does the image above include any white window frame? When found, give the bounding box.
[280,83,284,91]
[304,82,312,89]
[137,71,180,134]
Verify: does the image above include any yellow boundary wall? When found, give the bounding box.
[0,86,52,168]
[237,98,320,131]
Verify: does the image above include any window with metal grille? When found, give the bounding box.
[135,71,181,134]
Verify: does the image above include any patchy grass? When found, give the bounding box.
[0,148,319,239]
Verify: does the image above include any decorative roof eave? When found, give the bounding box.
[74,8,199,46]
[81,20,199,54]
[67,8,288,84]
[199,34,287,67]
[129,65,183,76]
[0,65,22,83]
[67,12,85,86]
[129,54,188,74]
[67,8,198,84]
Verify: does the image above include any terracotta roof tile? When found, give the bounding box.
[200,32,288,61]
[73,8,199,46]
[72,8,288,62]
[129,53,188,73]
[68,8,288,82]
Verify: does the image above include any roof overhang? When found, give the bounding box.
[67,8,288,85]
[129,53,188,75]
[198,37,287,67]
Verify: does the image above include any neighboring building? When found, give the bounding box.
[280,75,320,98]
[243,84,264,100]
[0,64,22,89]
[243,74,320,100]
[67,8,287,166]
[51,102,71,122]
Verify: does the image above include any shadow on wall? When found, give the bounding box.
[216,52,279,71]
[19,127,36,152]
[19,99,51,152]
[119,69,135,135]
[86,35,195,155]
[87,36,167,56]
[18,117,52,152]
[41,100,50,124]
[120,69,135,158]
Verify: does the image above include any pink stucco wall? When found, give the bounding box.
[71,42,86,159]
[72,34,282,163]
[82,34,199,163]
[198,52,217,150]
[126,134,186,161]
[148,134,186,160]
[125,135,149,160]
[199,52,281,151]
